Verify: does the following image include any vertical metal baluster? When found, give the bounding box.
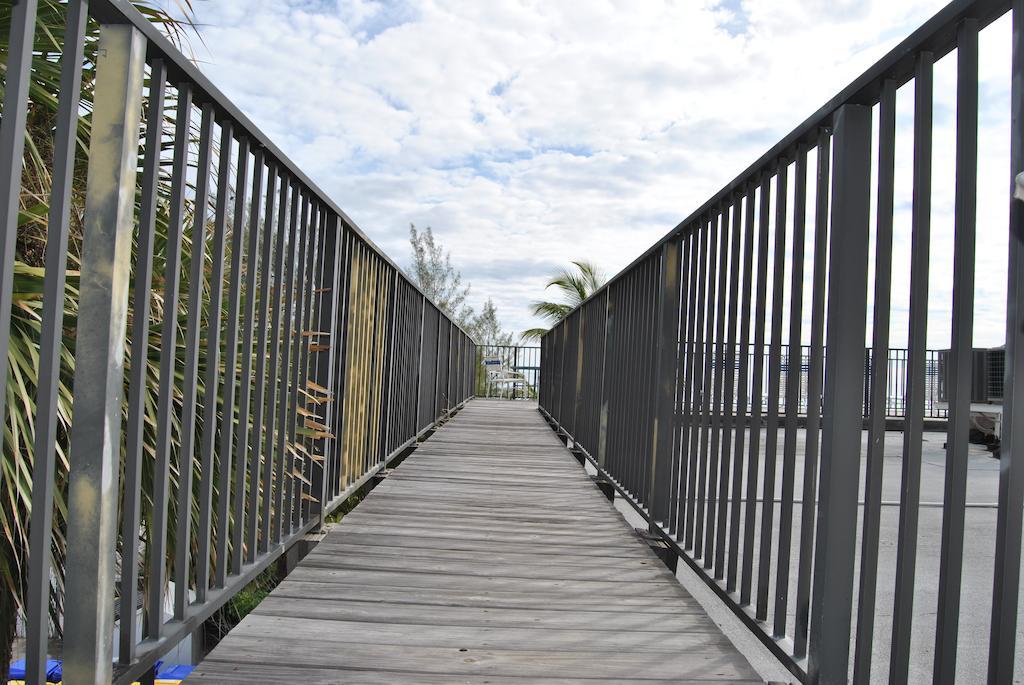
[432,307,441,419]
[413,294,426,434]
[853,81,896,678]
[304,210,326,516]
[358,255,372,460]
[807,103,872,685]
[233,147,264,572]
[728,189,756,593]
[716,198,743,579]
[607,282,622,482]
[299,207,320,519]
[790,132,831,655]
[247,163,276,560]
[684,222,709,549]
[283,198,310,531]
[597,287,614,470]
[633,265,648,495]
[219,136,251,583]
[633,261,649,498]
[758,161,788,620]
[628,266,644,496]
[794,129,831,658]
[62,23,145,683]
[741,174,771,606]
[288,199,311,527]
[147,80,193,641]
[361,259,379,472]
[330,231,354,498]
[275,187,301,542]
[311,215,341,526]
[933,20,978,684]
[173,102,217,619]
[420,300,431,435]
[705,209,731,567]
[0,0,39,442]
[643,260,659,501]
[622,274,636,490]
[990,2,1024,680]
[668,232,693,536]
[196,120,234,601]
[890,52,933,685]
[116,53,163,667]
[26,2,90,679]
[392,269,403,449]
[388,281,402,452]
[695,216,720,559]
[304,215,323,487]
[622,276,637,486]
[261,176,290,551]
[573,306,585,454]
[775,146,807,637]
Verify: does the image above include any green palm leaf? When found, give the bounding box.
[522,261,606,338]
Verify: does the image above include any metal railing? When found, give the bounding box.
[0,0,476,682]
[733,345,950,419]
[475,344,541,399]
[540,0,1023,682]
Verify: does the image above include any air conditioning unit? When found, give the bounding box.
[936,346,1004,404]
[936,346,1004,448]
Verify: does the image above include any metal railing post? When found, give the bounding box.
[573,313,585,434]
[63,22,146,685]
[0,0,38,443]
[312,215,342,526]
[807,103,872,685]
[414,295,426,429]
[25,0,89,679]
[596,288,612,469]
[649,239,681,526]
[990,1,1024,679]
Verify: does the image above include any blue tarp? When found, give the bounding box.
[7,658,193,682]
[154,661,194,679]
[7,659,62,682]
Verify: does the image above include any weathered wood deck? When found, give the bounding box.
[189,400,761,684]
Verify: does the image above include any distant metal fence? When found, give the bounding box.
[0,1,476,682]
[475,345,541,399]
[540,0,1023,682]
[738,345,949,419]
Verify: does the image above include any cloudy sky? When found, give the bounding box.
[170,0,1012,347]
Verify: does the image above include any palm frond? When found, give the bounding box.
[519,327,549,341]
[530,300,572,323]
[527,261,608,330]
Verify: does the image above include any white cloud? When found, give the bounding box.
[171,0,1009,346]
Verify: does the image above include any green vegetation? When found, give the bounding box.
[0,1,219,675]
[325,491,364,524]
[521,261,606,340]
[203,566,283,649]
[408,224,513,343]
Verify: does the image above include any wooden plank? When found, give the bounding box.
[199,635,756,681]
[268,582,697,611]
[188,400,761,684]
[190,661,765,685]
[213,613,734,651]
[251,596,718,631]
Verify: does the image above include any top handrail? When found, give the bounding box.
[88,0,476,342]
[543,0,1009,330]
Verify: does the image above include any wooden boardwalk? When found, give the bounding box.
[189,400,762,684]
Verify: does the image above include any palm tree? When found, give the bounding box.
[521,261,606,340]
